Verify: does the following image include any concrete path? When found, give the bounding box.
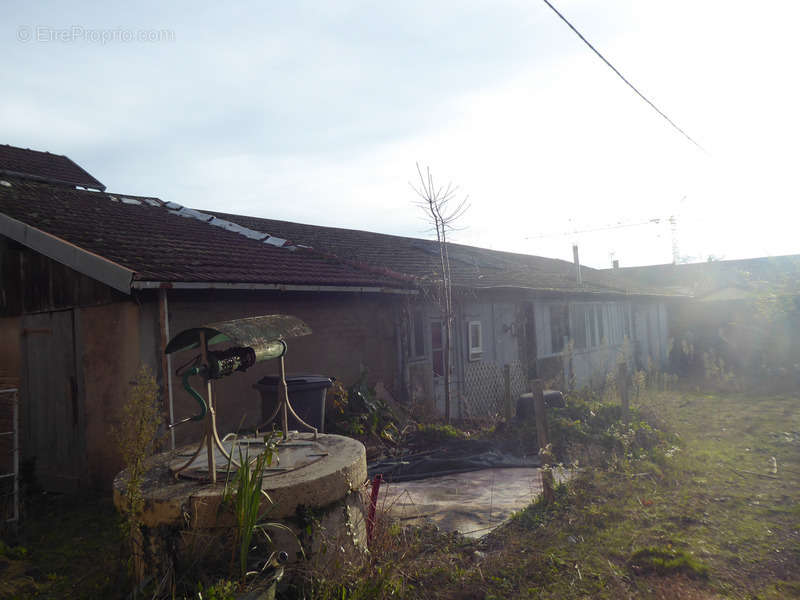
[380,467,571,538]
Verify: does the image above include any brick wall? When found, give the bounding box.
[161,289,405,446]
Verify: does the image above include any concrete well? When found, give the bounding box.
[113,433,367,588]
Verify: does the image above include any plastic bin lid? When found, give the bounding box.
[254,374,332,387]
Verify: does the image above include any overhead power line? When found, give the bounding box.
[541,0,707,154]
[525,216,670,240]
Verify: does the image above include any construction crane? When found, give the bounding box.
[526,212,682,264]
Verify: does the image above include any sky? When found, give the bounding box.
[3,1,800,269]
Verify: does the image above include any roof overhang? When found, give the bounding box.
[0,212,134,293]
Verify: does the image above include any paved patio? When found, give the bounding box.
[380,467,571,538]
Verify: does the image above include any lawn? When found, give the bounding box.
[1,388,799,599]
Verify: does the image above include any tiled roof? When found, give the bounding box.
[210,211,671,296]
[0,178,411,289]
[0,145,105,190]
[614,255,800,297]
[0,142,672,297]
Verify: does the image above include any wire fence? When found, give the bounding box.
[463,360,526,418]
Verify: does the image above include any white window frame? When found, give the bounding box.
[468,320,483,361]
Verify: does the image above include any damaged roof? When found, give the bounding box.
[0,143,671,298]
[0,177,412,292]
[0,145,105,191]
[209,211,670,296]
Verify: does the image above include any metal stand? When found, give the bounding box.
[256,341,318,440]
[172,332,240,482]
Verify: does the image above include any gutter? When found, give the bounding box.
[131,281,418,295]
[459,284,685,299]
[0,212,134,294]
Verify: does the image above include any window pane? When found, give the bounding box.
[431,321,442,350]
[470,323,481,349]
[432,350,444,377]
[588,306,597,347]
[550,305,569,353]
[572,305,587,350]
[413,311,425,357]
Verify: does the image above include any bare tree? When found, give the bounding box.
[411,163,470,422]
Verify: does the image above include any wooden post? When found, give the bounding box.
[531,378,554,504]
[503,364,513,421]
[618,362,630,423]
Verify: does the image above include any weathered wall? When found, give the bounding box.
[0,316,21,383]
[458,298,525,418]
[80,301,142,489]
[158,290,404,446]
[1,238,125,318]
[532,297,667,389]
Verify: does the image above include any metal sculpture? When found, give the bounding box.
[165,314,315,482]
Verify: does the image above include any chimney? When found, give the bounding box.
[572,244,582,286]
[612,259,619,270]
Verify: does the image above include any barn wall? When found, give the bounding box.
[0,316,21,384]
[79,301,142,490]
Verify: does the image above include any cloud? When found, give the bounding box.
[2,0,799,268]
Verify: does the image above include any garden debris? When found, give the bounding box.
[368,439,540,482]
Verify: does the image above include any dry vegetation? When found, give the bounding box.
[1,386,798,599]
[298,388,800,599]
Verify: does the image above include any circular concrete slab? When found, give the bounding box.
[114,433,366,527]
[169,436,328,480]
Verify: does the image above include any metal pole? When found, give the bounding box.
[199,332,216,484]
[160,289,176,450]
[503,364,513,421]
[279,355,289,440]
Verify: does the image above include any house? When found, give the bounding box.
[208,212,676,415]
[0,144,674,491]
[614,257,800,380]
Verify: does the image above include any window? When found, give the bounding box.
[410,309,426,358]
[549,304,569,354]
[468,320,483,361]
[571,304,588,350]
[571,303,611,349]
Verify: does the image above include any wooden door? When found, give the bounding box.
[21,310,86,492]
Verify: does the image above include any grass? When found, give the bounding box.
[305,389,800,599]
[2,387,799,599]
[0,493,125,599]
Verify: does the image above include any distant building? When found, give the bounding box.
[613,257,800,381]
